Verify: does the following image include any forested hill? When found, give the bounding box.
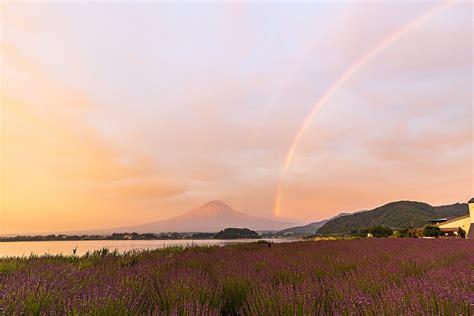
[316,201,468,235]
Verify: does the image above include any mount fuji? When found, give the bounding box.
[86,201,298,234]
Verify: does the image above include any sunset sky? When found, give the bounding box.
[1,1,472,234]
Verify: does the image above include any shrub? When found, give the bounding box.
[423,225,442,237]
[369,226,393,238]
[399,227,417,238]
[458,227,466,238]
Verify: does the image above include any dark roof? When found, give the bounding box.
[428,218,447,223]
[469,198,474,203]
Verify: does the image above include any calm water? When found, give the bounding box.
[0,239,296,257]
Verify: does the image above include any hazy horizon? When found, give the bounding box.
[1,1,472,235]
[2,198,473,236]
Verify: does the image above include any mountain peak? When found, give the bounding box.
[204,200,230,207]
[81,200,298,234]
[189,200,237,216]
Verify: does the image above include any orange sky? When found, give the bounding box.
[1,1,472,234]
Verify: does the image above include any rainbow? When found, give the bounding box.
[273,1,455,217]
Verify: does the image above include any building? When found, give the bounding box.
[436,198,474,238]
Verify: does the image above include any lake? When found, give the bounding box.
[0,238,297,257]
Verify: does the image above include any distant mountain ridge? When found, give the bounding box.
[276,213,349,236]
[316,201,468,235]
[14,199,469,237]
[82,201,298,234]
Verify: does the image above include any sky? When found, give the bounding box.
[1,1,472,234]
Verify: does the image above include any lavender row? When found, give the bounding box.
[1,239,472,315]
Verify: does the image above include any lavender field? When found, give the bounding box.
[1,239,472,315]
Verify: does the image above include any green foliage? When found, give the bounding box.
[399,227,417,238]
[317,201,468,235]
[369,226,393,238]
[423,225,442,237]
[333,262,357,276]
[213,228,260,239]
[24,295,42,316]
[94,247,110,257]
[356,228,369,238]
[118,256,139,267]
[458,227,466,238]
[272,270,304,286]
[400,260,426,277]
[353,226,393,238]
[0,259,25,274]
[220,278,251,315]
[254,260,267,273]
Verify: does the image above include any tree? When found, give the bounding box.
[423,225,442,237]
[399,227,417,238]
[213,228,260,240]
[354,228,369,238]
[368,226,393,238]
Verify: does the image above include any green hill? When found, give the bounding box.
[275,220,328,237]
[275,213,349,237]
[213,228,260,239]
[316,201,468,235]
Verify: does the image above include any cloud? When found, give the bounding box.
[97,179,187,200]
[1,42,187,234]
[1,2,471,232]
